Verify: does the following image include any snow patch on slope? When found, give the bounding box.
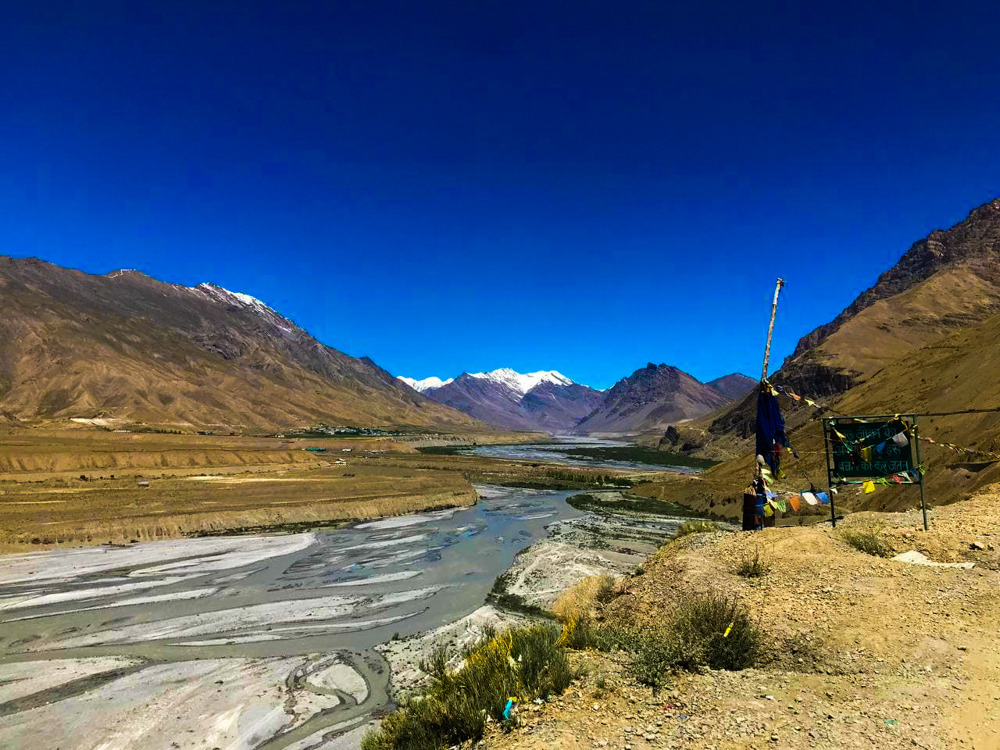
[188,283,299,336]
[397,376,454,392]
[468,368,573,396]
[195,283,273,314]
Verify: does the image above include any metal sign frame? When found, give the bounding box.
[822,414,928,531]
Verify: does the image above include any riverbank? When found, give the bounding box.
[471,485,1000,750]
[375,490,712,703]
[0,481,716,750]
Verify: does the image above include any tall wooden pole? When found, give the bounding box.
[761,278,785,382]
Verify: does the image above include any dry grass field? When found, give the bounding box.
[0,430,503,551]
[0,429,414,477]
[0,462,476,551]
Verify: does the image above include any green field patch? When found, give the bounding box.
[553,445,717,470]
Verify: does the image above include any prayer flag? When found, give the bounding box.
[788,495,801,512]
[801,491,818,505]
[816,492,829,504]
[863,480,875,494]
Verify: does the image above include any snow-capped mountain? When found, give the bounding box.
[397,375,454,392]
[397,368,601,432]
[468,368,572,395]
[188,282,299,336]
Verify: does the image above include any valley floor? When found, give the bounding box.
[474,486,1000,750]
[0,429,543,552]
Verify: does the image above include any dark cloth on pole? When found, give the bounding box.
[756,386,788,474]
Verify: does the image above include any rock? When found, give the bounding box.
[971,542,985,550]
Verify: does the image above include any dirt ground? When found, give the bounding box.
[476,486,1000,750]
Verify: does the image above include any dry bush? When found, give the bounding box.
[674,521,717,538]
[362,623,577,750]
[550,573,619,623]
[840,525,895,558]
[736,545,770,578]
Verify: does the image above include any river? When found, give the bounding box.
[462,437,701,472]
[0,481,700,750]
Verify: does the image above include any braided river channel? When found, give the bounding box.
[0,479,702,749]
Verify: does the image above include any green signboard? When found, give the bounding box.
[826,417,915,480]
[822,413,927,532]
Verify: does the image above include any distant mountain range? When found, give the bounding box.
[2,256,757,437]
[0,257,478,432]
[398,366,755,434]
[573,364,745,435]
[396,369,603,432]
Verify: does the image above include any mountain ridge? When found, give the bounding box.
[574,363,732,435]
[0,256,480,432]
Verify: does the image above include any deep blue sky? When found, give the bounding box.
[4,2,999,389]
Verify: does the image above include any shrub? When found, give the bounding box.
[551,574,619,623]
[671,593,762,671]
[362,623,577,750]
[598,593,762,690]
[558,613,602,650]
[736,546,770,578]
[674,521,716,538]
[840,526,894,558]
[594,575,618,604]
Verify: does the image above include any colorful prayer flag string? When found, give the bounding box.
[768,383,1000,463]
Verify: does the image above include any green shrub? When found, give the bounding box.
[559,613,602,650]
[671,593,762,671]
[595,593,762,691]
[840,526,894,558]
[674,521,717,538]
[736,546,770,578]
[362,623,577,750]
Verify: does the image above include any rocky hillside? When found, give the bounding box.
[415,369,603,432]
[669,196,1000,460]
[781,197,1000,398]
[706,373,756,401]
[789,197,1000,362]
[574,363,730,435]
[480,495,1000,750]
[0,256,479,432]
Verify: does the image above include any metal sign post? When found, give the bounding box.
[823,414,928,531]
[822,418,836,528]
[913,418,928,531]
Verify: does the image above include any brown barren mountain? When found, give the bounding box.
[669,196,1000,461]
[706,372,756,401]
[782,196,1000,397]
[0,257,479,432]
[635,308,1000,519]
[574,363,729,435]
